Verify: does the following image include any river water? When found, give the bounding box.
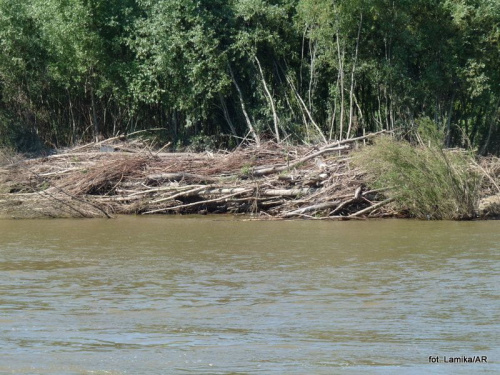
[0,217,498,374]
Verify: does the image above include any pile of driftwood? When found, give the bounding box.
[0,131,399,219]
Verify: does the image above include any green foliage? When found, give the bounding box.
[416,117,445,148]
[130,0,231,108]
[187,133,217,152]
[0,0,498,153]
[354,137,481,219]
[240,163,252,177]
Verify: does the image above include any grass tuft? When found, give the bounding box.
[353,136,481,219]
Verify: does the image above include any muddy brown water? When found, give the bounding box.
[0,217,498,374]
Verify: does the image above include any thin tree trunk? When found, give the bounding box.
[377,89,383,130]
[254,56,280,143]
[228,64,260,146]
[329,69,341,141]
[67,89,76,145]
[336,32,345,140]
[329,99,337,142]
[285,74,327,143]
[384,86,389,130]
[308,39,317,112]
[390,90,395,130]
[384,37,391,131]
[90,85,99,142]
[347,13,362,139]
[480,98,500,155]
[445,91,456,147]
[300,24,308,90]
[285,93,298,122]
[353,93,364,134]
[219,93,237,137]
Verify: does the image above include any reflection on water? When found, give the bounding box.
[0,217,499,374]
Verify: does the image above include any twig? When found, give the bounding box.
[156,142,172,154]
[472,160,500,194]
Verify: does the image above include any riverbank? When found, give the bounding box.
[1,133,499,219]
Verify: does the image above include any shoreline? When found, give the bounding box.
[1,135,499,220]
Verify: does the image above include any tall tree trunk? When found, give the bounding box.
[336,32,345,140]
[67,89,76,145]
[254,56,280,143]
[347,13,362,139]
[308,39,317,112]
[90,85,99,142]
[445,91,456,147]
[219,93,237,137]
[228,64,260,146]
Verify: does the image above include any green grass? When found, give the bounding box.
[353,137,481,219]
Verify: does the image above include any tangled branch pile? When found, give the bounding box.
[0,133,395,219]
[2,132,500,219]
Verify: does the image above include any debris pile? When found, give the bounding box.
[0,132,396,219]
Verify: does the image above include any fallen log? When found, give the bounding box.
[151,186,212,204]
[252,145,349,176]
[252,188,314,197]
[319,129,393,149]
[147,173,217,184]
[282,200,341,218]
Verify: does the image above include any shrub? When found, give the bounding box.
[353,137,481,219]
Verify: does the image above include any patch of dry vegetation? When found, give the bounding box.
[0,134,394,219]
